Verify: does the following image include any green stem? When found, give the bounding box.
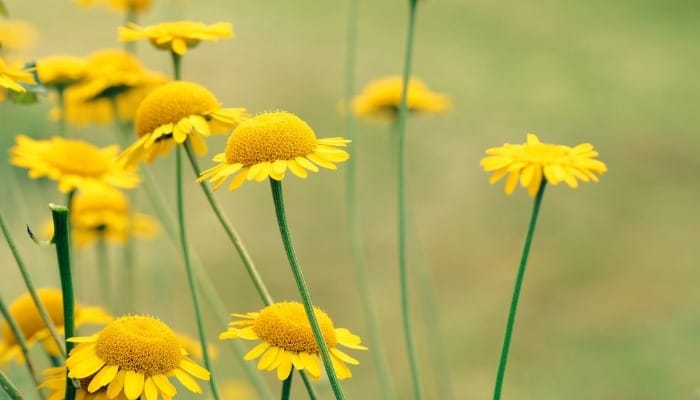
[0,212,66,358]
[96,234,112,309]
[183,143,274,305]
[0,295,44,396]
[175,146,221,400]
[280,374,293,400]
[56,86,67,138]
[123,6,138,54]
[297,371,317,400]
[268,179,345,400]
[0,371,23,400]
[49,204,76,400]
[492,181,547,400]
[171,52,182,80]
[395,1,422,399]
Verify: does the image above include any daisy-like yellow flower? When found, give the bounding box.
[36,55,88,88]
[76,0,152,13]
[119,21,234,55]
[0,288,112,364]
[481,133,608,196]
[119,80,246,166]
[66,315,210,400]
[352,75,450,120]
[219,301,367,380]
[10,135,141,193]
[198,111,350,191]
[42,366,129,400]
[0,57,35,94]
[70,185,159,247]
[0,20,38,51]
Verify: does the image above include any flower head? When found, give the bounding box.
[0,20,38,51]
[352,75,450,120]
[10,135,141,193]
[76,0,152,13]
[36,55,88,88]
[481,133,608,196]
[198,111,350,191]
[0,57,35,94]
[119,81,245,166]
[219,301,366,380]
[66,315,210,399]
[0,288,112,364]
[119,21,234,55]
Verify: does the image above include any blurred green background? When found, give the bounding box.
[2,0,700,399]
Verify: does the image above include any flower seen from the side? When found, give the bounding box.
[0,288,112,364]
[42,366,129,400]
[119,80,245,166]
[36,55,88,88]
[0,57,35,94]
[66,315,210,400]
[10,135,141,193]
[352,75,450,120]
[119,21,234,55]
[481,133,608,196]
[198,111,350,191]
[76,0,152,13]
[219,301,366,380]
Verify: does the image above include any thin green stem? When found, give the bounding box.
[280,374,293,400]
[56,86,67,138]
[0,371,23,400]
[343,0,396,397]
[96,234,112,309]
[0,211,65,358]
[123,6,138,54]
[268,179,345,400]
[183,143,274,305]
[49,204,76,400]
[171,52,182,80]
[0,295,44,396]
[395,1,422,399]
[175,146,220,400]
[297,371,318,400]
[492,181,547,400]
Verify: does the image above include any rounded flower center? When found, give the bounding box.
[520,143,571,164]
[225,111,317,166]
[49,140,111,176]
[252,302,337,353]
[1,289,64,347]
[135,81,220,137]
[95,316,182,375]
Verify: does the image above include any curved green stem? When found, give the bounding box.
[492,181,547,399]
[49,204,75,400]
[268,179,345,400]
[183,143,274,305]
[395,1,422,399]
[0,295,44,396]
[280,374,293,400]
[0,211,65,358]
[175,146,221,400]
[0,371,23,400]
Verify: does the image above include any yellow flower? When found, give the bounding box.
[119,21,234,55]
[0,20,38,51]
[10,135,141,193]
[36,55,88,88]
[0,288,112,364]
[42,366,130,400]
[70,185,159,247]
[352,75,450,120]
[480,133,608,196]
[75,0,151,13]
[219,301,367,380]
[0,57,35,94]
[119,81,246,166]
[66,315,210,400]
[198,111,350,191]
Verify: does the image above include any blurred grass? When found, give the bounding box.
[2,0,700,399]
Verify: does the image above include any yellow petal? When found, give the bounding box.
[123,370,145,400]
[277,354,293,380]
[88,364,119,392]
[172,38,188,55]
[143,377,158,400]
[179,357,210,380]
[174,368,202,394]
[151,374,177,397]
[258,346,279,370]
[106,370,126,399]
[287,159,308,178]
[244,341,270,361]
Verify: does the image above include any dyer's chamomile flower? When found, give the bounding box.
[0,20,38,51]
[481,133,608,196]
[119,21,234,55]
[119,81,245,166]
[0,57,35,95]
[10,135,140,193]
[36,55,88,88]
[65,315,210,400]
[352,75,450,120]
[220,302,366,380]
[0,288,112,364]
[198,111,350,191]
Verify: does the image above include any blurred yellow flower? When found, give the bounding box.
[36,55,88,88]
[481,133,608,196]
[0,288,112,364]
[75,0,151,13]
[70,185,159,247]
[66,315,210,399]
[198,111,350,191]
[352,75,450,120]
[42,366,130,400]
[119,80,246,166]
[0,57,34,94]
[119,21,234,55]
[219,301,366,380]
[0,20,38,51]
[10,135,141,193]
